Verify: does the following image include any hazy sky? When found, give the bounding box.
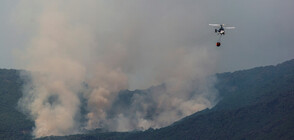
[1,0,294,72]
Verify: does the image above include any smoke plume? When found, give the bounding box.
[16,1,219,138]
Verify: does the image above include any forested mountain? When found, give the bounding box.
[0,59,294,140]
[0,69,33,139]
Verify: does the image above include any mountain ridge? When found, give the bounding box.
[40,59,294,140]
[0,59,293,139]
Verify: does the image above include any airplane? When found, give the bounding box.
[209,24,235,35]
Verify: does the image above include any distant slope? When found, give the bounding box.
[138,59,294,140]
[214,59,294,111]
[1,59,294,140]
[43,59,294,140]
[129,91,294,140]
[0,69,33,140]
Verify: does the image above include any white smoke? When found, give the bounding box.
[16,0,219,138]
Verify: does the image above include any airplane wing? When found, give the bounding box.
[224,27,236,29]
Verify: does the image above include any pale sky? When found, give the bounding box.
[1,0,294,72]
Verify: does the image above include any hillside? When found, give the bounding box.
[42,59,294,140]
[0,70,33,139]
[0,59,293,139]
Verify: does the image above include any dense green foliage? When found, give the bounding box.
[1,59,294,139]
